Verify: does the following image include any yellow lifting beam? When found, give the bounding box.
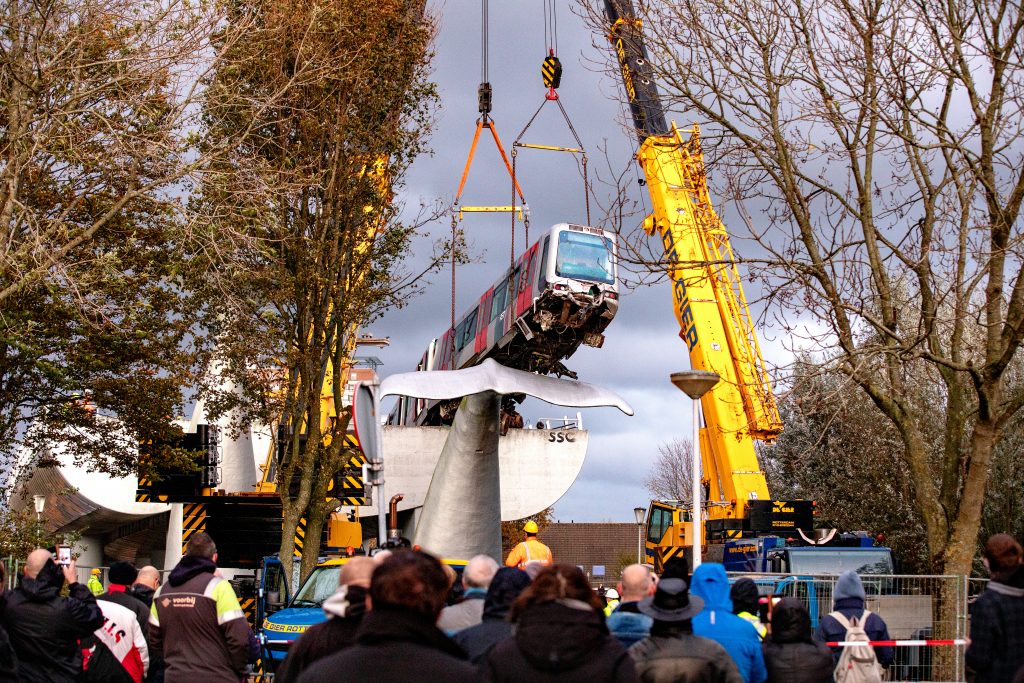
[459,205,525,220]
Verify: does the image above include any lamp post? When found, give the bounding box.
[670,370,720,570]
[32,495,46,548]
[633,506,646,565]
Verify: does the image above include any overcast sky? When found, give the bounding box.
[372,0,764,522]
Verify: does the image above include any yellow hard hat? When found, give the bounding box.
[91,568,101,575]
[523,521,539,534]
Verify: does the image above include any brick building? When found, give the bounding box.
[540,522,644,587]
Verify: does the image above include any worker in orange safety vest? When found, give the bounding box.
[505,521,553,570]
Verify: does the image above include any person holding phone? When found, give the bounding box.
[1,547,104,681]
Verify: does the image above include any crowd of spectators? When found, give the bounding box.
[0,531,1021,682]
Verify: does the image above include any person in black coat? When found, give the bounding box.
[128,566,160,608]
[479,564,638,682]
[297,550,475,683]
[628,577,742,683]
[453,567,531,662]
[762,598,833,683]
[0,561,20,680]
[277,556,374,683]
[2,548,104,682]
[966,533,1024,683]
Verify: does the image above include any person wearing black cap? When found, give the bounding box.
[629,577,742,683]
[454,567,531,663]
[762,598,832,683]
[102,561,151,638]
[730,578,766,639]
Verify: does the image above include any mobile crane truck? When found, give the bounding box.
[601,0,893,577]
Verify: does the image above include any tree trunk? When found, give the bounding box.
[943,418,1000,576]
[277,502,301,590]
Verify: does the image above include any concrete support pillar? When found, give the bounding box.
[163,503,183,571]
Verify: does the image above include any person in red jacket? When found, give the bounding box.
[83,597,150,683]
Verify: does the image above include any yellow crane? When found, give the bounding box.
[603,0,815,571]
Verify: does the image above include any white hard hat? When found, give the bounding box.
[605,588,619,599]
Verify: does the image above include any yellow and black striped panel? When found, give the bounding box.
[181,503,208,553]
[239,596,256,629]
[655,546,687,574]
[326,434,366,505]
[136,476,152,503]
[292,517,307,558]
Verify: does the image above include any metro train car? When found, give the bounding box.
[390,222,619,426]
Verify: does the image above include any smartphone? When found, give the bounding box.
[56,546,71,567]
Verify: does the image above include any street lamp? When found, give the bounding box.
[670,370,720,570]
[32,495,45,522]
[633,506,646,565]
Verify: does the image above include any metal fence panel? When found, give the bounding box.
[731,572,967,682]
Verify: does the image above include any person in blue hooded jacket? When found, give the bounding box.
[689,563,767,683]
[813,570,894,670]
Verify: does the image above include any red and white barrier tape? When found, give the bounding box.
[825,639,967,647]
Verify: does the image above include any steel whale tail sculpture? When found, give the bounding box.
[380,359,633,562]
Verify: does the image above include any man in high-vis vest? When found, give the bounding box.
[149,532,251,681]
[504,521,553,570]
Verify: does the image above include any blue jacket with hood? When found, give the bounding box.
[813,570,894,668]
[690,563,767,683]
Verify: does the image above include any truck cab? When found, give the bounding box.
[722,536,894,574]
[732,542,896,629]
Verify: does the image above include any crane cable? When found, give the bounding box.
[543,0,558,57]
[512,0,590,245]
[449,0,527,365]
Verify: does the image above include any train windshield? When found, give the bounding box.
[555,230,614,284]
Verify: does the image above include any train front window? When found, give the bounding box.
[555,231,614,284]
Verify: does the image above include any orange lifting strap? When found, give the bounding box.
[447,0,530,363]
[453,118,527,211]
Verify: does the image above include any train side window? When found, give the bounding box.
[538,237,550,287]
[465,308,478,347]
[453,319,467,353]
[491,280,508,319]
[519,252,534,294]
[455,309,477,352]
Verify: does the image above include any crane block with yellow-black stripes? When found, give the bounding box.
[542,51,562,90]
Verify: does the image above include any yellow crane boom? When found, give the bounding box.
[604,1,802,566]
[637,124,782,518]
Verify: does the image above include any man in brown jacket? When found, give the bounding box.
[149,533,250,681]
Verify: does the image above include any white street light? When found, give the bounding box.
[633,506,646,565]
[32,495,46,521]
[669,370,720,570]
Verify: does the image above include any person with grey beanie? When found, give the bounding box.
[812,570,893,669]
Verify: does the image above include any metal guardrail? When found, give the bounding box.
[731,572,968,682]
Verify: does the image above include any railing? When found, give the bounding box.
[531,412,583,430]
[731,572,968,682]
